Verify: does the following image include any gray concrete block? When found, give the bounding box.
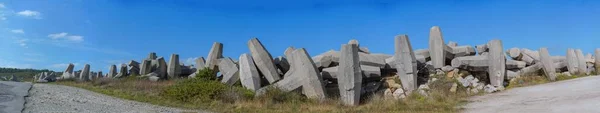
[239,54,261,91]
[219,57,240,86]
[61,63,75,79]
[167,54,181,78]
[361,65,381,78]
[487,40,505,88]
[337,44,362,106]
[506,60,526,70]
[157,57,168,79]
[395,34,418,92]
[539,48,557,81]
[108,65,117,78]
[140,60,152,76]
[506,48,522,60]
[248,38,280,83]
[429,26,446,69]
[595,49,600,73]
[575,49,587,74]
[567,49,579,74]
[205,42,223,71]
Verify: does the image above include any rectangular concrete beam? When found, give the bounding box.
[239,54,261,91]
[248,38,281,83]
[337,44,362,106]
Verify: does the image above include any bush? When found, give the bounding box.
[162,77,227,102]
[256,87,307,104]
[195,67,218,81]
[161,68,253,103]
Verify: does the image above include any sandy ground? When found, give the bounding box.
[23,83,209,113]
[463,76,600,113]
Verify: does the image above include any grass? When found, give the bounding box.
[506,71,592,89]
[55,73,473,113]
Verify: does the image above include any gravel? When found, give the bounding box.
[23,84,209,113]
[463,76,600,113]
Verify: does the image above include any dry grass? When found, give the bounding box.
[56,75,473,113]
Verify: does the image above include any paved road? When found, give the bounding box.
[23,83,208,113]
[0,81,31,113]
[463,76,600,113]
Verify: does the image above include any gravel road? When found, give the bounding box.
[23,83,208,113]
[463,76,600,113]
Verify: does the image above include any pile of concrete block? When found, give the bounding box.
[48,25,600,107]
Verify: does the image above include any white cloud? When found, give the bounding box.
[11,29,24,34]
[17,10,41,19]
[16,38,28,48]
[183,57,197,66]
[48,32,84,42]
[0,3,5,8]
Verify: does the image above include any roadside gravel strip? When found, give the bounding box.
[463,76,600,113]
[23,83,208,113]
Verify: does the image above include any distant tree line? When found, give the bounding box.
[0,67,57,81]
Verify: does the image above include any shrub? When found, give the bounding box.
[256,87,307,104]
[161,68,252,103]
[195,67,218,81]
[162,77,227,102]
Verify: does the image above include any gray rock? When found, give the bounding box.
[487,40,505,88]
[167,54,181,78]
[539,48,557,81]
[108,65,117,78]
[205,42,224,71]
[567,49,579,74]
[395,35,418,92]
[483,84,497,93]
[576,49,587,74]
[441,65,455,72]
[595,49,600,73]
[248,38,280,83]
[0,81,32,113]
[80,64,90,81]
[218,57,239,86]
[239,54,261,91]
[149,76,160,82]
[337,44,362,106]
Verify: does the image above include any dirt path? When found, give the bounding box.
[23,83,208,113]
[463,76,600,113]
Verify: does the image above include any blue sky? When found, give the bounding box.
[1,0,600,72]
